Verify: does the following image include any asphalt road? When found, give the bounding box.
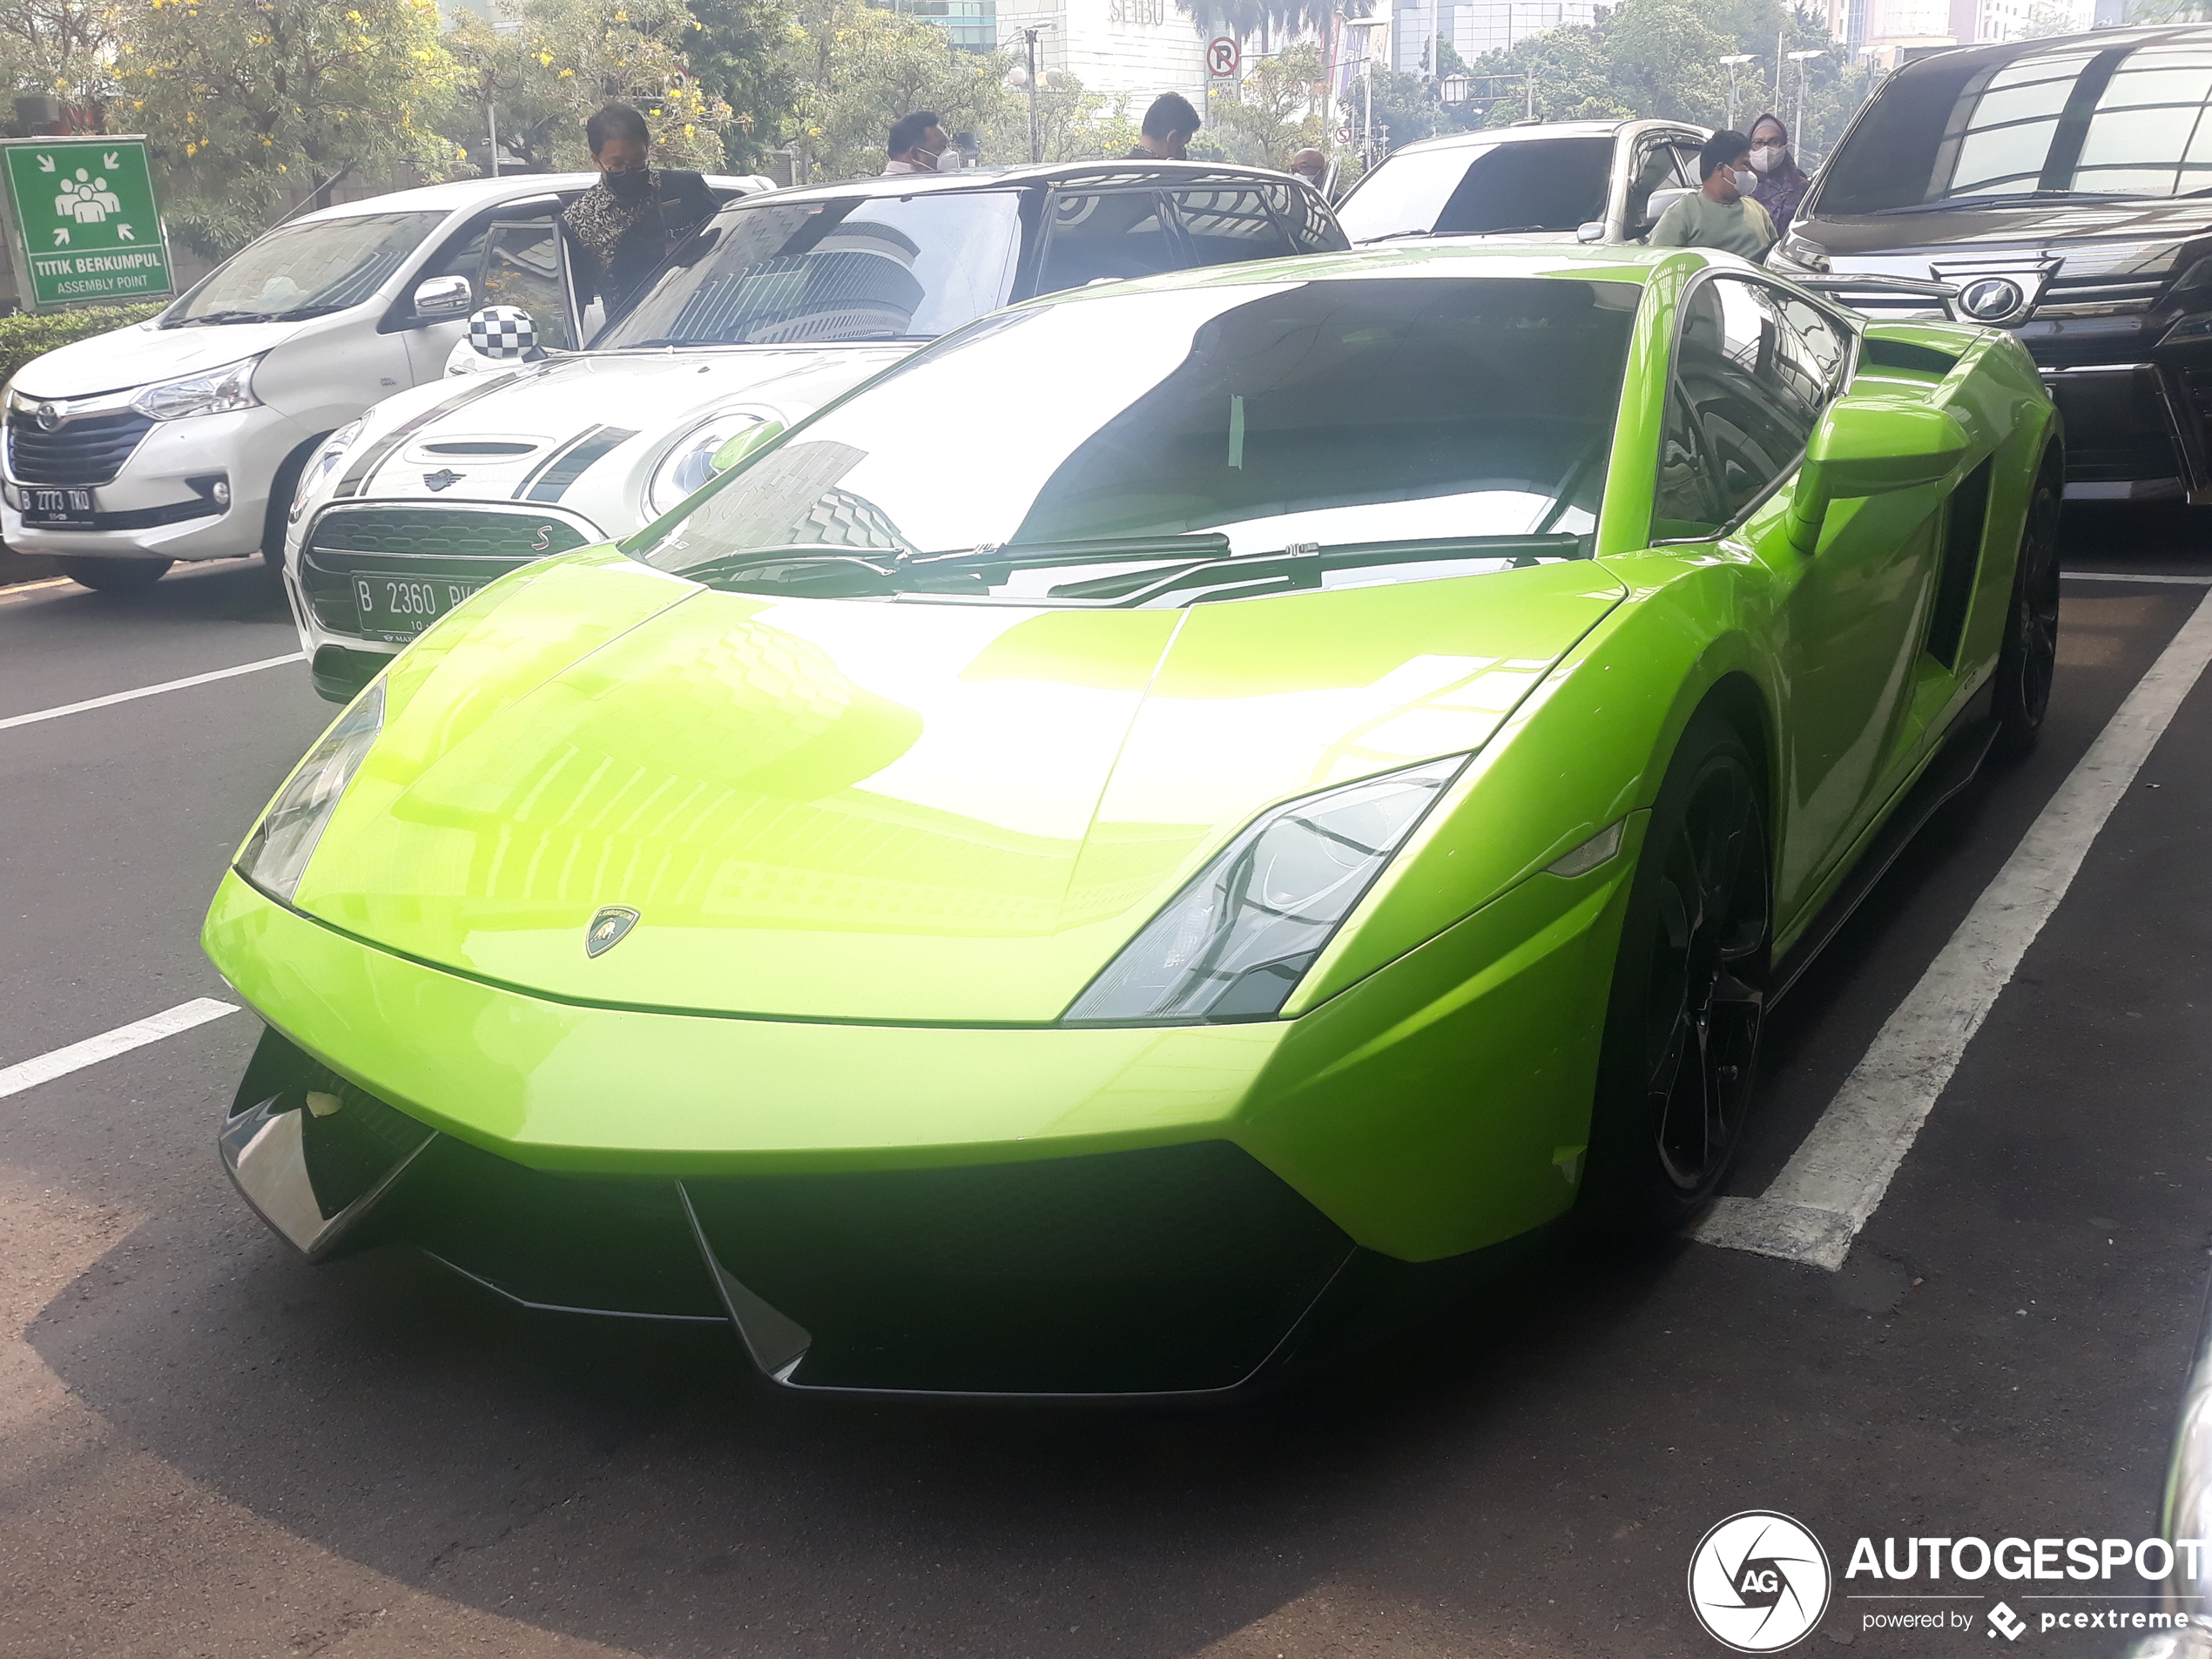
[2,514,2209,1659]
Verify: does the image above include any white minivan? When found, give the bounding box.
[1,171,768,591]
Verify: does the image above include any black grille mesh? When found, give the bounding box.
[307,506,591,560]
[7,408,155,484]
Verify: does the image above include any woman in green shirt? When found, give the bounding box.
[1649,130,1777,261]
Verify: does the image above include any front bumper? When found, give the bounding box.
[204,828,1634,1393]
[282,496,604,702]
[3,403,306,560]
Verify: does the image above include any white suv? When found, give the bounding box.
[1,171,767,591]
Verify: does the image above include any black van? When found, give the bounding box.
[1774,26,2212,502]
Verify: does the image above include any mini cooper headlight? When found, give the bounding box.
[131,355,262,421]
[644,408,779,517]
[1063,754,1467,1024]
[289,419,362,522]
[235,681,384,904]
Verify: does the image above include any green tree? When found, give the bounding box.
[1204,42,1325,167]
[785,0,1015,179]
[0,0,125,108]
[439,0,731,175]
[116,0,462,254]
[685,0,800,168]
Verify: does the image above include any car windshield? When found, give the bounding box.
[599,191,1023,348]
[1818,37,2212,213]
[631,274,1640,607]
[1339,138,1614,240]
[160,211,444,326]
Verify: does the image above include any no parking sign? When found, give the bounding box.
[1208,36,1241,78]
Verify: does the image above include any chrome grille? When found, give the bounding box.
[5,408,154,484]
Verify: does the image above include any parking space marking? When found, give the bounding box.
[0,577,73,606]
[0,652,304,734]
[2061,572,2212,585]
[0,998,239,1102]
[1698,587,2212,1271]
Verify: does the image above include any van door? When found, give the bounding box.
[477,218,587,352]
[394,199,561,381]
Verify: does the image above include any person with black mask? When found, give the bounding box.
[560,103,718,320]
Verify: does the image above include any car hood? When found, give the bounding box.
[10,316,304,397]
[341,346,912,507]
[1796,195,2212,260]
[289,551,1627,1023]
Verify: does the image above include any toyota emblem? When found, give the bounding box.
[1958,277,2027,322]
[33,401,64,432]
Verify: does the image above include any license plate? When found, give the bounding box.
[352,573,483,643]
[20,487,95,526]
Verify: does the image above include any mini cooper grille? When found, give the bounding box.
[5,408,155,484]
[307,506,591,560]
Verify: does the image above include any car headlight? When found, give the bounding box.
[1063,754,1467,1024]
[1770,229,1830,273]
[131,355,262,421]
[289,419,363,523]
[234,680,384,905]
[643,408,779,517]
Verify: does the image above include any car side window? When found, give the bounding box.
[1277,183,1346,253]
[1669,279,1824,524]
[1655,372,1726,538]
[410,202,556,318]
[1169,185,1295,266]
[1625,142,1681,232]
[1774,292,1851,396]
[1035,190,1178,293]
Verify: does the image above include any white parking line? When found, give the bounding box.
[2061,572,2212,585]
[0,652,304,733]
[0,998,239,1101]
[1698,587,2212,1271]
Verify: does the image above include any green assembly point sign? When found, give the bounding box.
[3,137,174,309]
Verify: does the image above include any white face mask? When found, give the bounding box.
[1733,169,1760,194]
[1750,145,1786,174]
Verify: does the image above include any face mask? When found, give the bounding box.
[603,166,651,199]
[1733,169,1759,194]
[1750,145,1786,174]
[934,148,960,171]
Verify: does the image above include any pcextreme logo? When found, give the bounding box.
[1688,1511,1834,1652]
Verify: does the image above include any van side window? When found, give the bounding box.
[412,202,557,317]
[1035,191,1177,293]
[1169,185,1295,266]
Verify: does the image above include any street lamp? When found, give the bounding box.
[1440,72,1471,104]
[1786,48,1823,150]
[1008,24,1054,164]
[1719,54,1755,130]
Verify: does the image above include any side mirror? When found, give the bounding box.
[1575,220,1607,244]
[1786,397,1970,554]
[1640,186,1698,233]
[412,274,474,319]
[462,305,540,362]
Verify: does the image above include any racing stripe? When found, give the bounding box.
[519,428,640,502]
[332,370,536,499]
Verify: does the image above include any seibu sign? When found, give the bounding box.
[1,136,175,310]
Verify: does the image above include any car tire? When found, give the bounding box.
[1579,707,1770,1236]
[1991,469,2060,761]
[57,556,172,592]
[262,435,323,570]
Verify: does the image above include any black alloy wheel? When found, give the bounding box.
[1581,710,1770,1232]
[1992,469,2060,760]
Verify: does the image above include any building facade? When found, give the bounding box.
[995,0,1211,103]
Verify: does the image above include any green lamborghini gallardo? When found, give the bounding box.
[206,243,2060,1396]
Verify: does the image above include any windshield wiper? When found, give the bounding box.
[1047,533,1588,606]
[671,533,1231,594]
[1358,227,1441,243]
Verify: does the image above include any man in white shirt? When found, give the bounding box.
[883,111,948,175]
